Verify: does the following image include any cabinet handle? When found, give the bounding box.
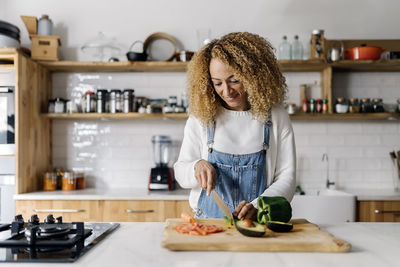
[33,209,85,213]
[374,209,400,215]
[125,209,154,214]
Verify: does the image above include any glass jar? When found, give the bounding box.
[335,97,349,113]
[48,99,55,113]
[54,98,65,113]
[349,98,360,113]
[62,171,76,191]
[397,98,400,113]
[322,99,329,114]
[360,98,373,113]
[84,91,96,113]
[372,98,385,113]
[286,103,297,115]
[43,172,57,191]
[110,89,122,113]
[75,173,86,190]
[123,89,135,113]
[96,89,108,113]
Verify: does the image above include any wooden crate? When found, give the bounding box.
[31,35,61,61]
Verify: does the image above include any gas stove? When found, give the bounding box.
[0,214,119,262]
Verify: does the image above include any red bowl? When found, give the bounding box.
[344,45,385,60]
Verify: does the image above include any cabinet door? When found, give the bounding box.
[15,200,102,222]
[358,201,400,222]
[102,200,177,222]
[175,200,193,216]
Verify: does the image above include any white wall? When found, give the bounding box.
[3,0,400,192]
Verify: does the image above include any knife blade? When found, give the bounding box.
[212,190,233,220]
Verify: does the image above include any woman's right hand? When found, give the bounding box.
[194,160,217,196]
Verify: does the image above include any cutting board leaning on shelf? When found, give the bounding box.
[162,218,351,252]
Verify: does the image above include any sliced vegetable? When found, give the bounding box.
[257,196,292,224]
[235,220,266,237]
[181,212,196,223]
[266,221,293,232]
[174,222,224,236]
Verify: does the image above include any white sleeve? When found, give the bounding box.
[173,116,204,189]
[251,111,296,207]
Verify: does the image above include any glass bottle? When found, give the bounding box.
[278,35,292,60]
[292,35,304,60]
[309,98,316,113]
[316,99,322,113]
[301,98,308,113]
[322,99,329,114]
[372,98,385,113]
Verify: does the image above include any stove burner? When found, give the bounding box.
[0,214,119,263]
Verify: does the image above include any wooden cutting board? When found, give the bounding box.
[161,218,351,252]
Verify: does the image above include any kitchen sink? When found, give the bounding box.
[291,189,356,224]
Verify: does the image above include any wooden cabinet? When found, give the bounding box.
[357,201,400,222]
[15,200,193,222]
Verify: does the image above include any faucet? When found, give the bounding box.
[322,153,335,189]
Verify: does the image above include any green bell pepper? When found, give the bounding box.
[257,196,292,224]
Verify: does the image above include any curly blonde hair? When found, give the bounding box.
[187,32,287,125]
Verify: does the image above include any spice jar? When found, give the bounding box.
[96,89,108,113]
[322,99,329,114]
[315,99,322,113]
[110,89,122,113]
[309,99,316,113]
[54,98,66,113]
[372,98,385,113]
[349,98,360,113]
[335,97,349,113]
[75,173,86,190]
[43,172,57,191]
[360,98,373,113]
[84,91,96,113]
[123,89,135,113]
[62,172,76,191]
[301,99,308,113]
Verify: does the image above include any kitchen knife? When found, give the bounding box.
[212,190,233,220]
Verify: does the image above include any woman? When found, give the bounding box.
[174,32,296,220]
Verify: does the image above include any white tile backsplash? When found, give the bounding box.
[51,71,400,193]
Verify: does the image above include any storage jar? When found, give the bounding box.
[43,172,57,191]
[335,97,349,113]
[349,98,360,113]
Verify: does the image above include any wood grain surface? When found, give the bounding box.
[162,218,351,252]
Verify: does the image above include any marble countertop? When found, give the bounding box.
[14,188,190,200]
[10,222,400,267]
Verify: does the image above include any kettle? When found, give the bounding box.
[151,135,172,167]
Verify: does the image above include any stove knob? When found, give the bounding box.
[14,214,24,223]
[29,214,40,225]
[56,216,63,224]
[44,214,55,224]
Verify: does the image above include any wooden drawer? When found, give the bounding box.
[102,200,187,222]
[15,200,102,222]
[357,201,400,222]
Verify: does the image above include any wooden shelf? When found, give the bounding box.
[290,112,400,121]
[39,61,188,72]
[278,60,328,72]
[43,112,400,121]
[43,112,188,120]
[332,60,400,72]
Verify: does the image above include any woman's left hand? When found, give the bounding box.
[233,200,257,221]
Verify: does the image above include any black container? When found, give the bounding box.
[96,89,108,113]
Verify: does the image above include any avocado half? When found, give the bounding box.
[266,221,293,232]
[235,220,266,237]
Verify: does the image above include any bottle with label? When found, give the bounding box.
[278,36,292,60]
[292,35,304,60]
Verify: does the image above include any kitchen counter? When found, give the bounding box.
[10,222,400,267]
[344,188,400,201]
[14,188,190,201]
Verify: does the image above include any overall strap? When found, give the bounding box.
[206,121,216,153]
[263,109,272,152]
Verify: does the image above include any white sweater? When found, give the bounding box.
[173,106,296,212]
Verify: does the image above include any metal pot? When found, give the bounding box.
[126,40,147,62]
[344,44,385,60]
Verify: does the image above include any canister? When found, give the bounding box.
[54,98,66,113]
[62,171,76,191]
[43,172,57,191]
[123,89,135,113]
[96,89,108,113]
[110,89,122,113]
[37,14,53,35]
[84,91,96,113]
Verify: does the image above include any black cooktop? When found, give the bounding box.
[0,214,119,262]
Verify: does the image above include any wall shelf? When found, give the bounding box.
[332,60,400,72]
[43,112,400,121]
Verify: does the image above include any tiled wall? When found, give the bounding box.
[52,72,400,192]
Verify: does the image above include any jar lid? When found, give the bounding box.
[309,99,315,103]
[54,97,66,102]
[336,97,345,102]
[287,103,296,106]
[322,99,328,103]
[85,91,95,95]
[111,89,122,92]
[312,29,324,35]
[124,88,135,92]
[361,98,370,102]
[372,98,382,102]
[41,14,50,19]
[316,99,322,103]
[349,97,358,101]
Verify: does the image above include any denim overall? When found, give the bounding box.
[196,111,272,218]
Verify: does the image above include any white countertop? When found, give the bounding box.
[14,188,190,201]
[10,222,400,267]
[14,187,400,201]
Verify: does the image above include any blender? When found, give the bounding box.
[148,135,175,191]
